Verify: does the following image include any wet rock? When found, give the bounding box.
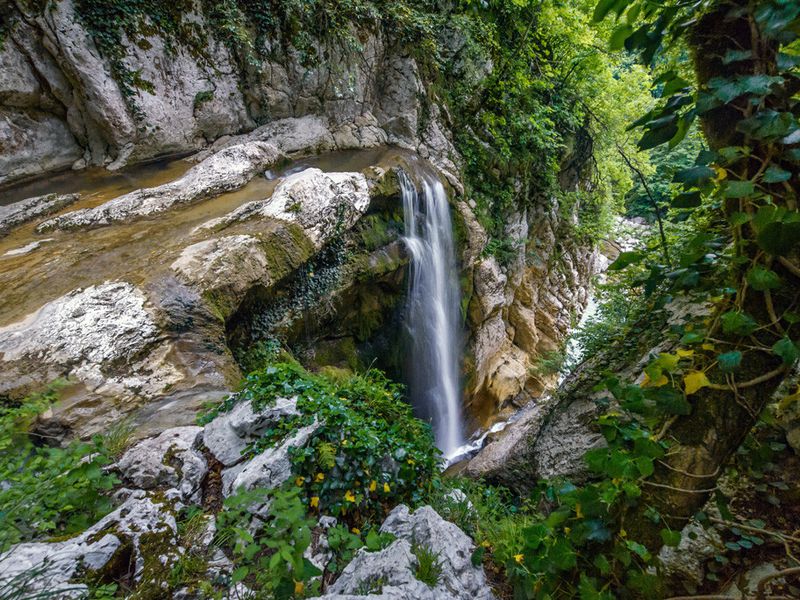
[0,281,159,369]
[203,168,370,249]
[203,396,301,467]
[0,193,80,238]
[38,142,284,231]
[469,258,507,323]
[221,422,319,497]
[0,493,178,598]
[2,239,54,257]
[117,426,207,503]
[310,505,495,600]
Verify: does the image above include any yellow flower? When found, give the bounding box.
[344,490,356,502]
[619,528,627,538]
[310,496,319,508]
[407,458,416,465]
[295,476,305,487]
[351,528,361,535]
[383,482,391,493]
[564,527,571,535]
[480,540,491,548]
[369,480,377,492]
[294,581,304,595]
[514,554,524,564]
[315,473,325,482]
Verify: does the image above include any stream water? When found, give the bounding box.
[400,169,465,458]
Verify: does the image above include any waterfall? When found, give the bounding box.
[400,169,465,458]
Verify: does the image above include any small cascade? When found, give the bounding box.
[399,168,465,458]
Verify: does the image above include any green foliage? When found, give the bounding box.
[205,362,441,521]
[410,542,443,587]
[0,386,119,552]
[217,485,321,599]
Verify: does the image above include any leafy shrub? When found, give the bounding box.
[411,542,443,587]
[216,485,321,599]
[205,361,441,522]
[0,386,119,552]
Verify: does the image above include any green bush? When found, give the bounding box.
[0,386,119,552]
[205,362,441,523]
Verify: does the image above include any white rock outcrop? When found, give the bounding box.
[117,426,207,504]
[0,193,80,237]
[221,422,319,497]
[310,505,496,600]
[203,396,301,467]
[202,168,371,248]
[0,492,178,598]
[38,142,283,231]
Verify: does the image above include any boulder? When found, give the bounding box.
[221,422,319,497]
[310,505,496,600]
[38,142,284,231]
[0,109,82,185]
[202,168,371,249]
[117,426,207,503]
[203,397,302,467]
[0,492,179,598]
[0,193,80,237]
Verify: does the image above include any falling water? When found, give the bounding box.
[400,169,465,458]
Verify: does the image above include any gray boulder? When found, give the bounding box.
[310,505,496,600]
[117,426,207,503]
[203,396,302,467]
[221,422,319,498]
[0,492,179,598]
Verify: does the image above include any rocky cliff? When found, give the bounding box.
[0,0,597,442]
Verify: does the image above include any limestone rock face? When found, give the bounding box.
[38,142,284,231]
[221,422,319,497]
[0,1,458,185]
[203,396,302,467]
[0,492,178,598]
[204,168,371,248]
[0,193,80,237]
[310,505,496,600]
[0,281,162,381]
[117,426,207,503]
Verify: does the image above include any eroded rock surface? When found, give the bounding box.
[0,193,80,237]
[311,505,496,600]
[117,426,207,504]
[38,142,283,231]
[203,396,301,467]
[0,492,178,598]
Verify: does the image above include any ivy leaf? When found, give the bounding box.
[757,221,800,256]
[772,337,800,365]
[673,166,715,186]
[746,265,781,290]
[645,386,691,415]
[608,251,644,270]
[638,121,679,150]
[684,370,711,395]
[724,180,755,198]
[717,351,742,373]
[660,529,682,547]
[737,110,797,141]
[763,165,791,183]
[609,24,633,50]
[721,311,757,336]
[729,212,751,226]
[672,192,702,208]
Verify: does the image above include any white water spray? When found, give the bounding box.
[400,169,465,458]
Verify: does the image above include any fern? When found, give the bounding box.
[316,442,336,470]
